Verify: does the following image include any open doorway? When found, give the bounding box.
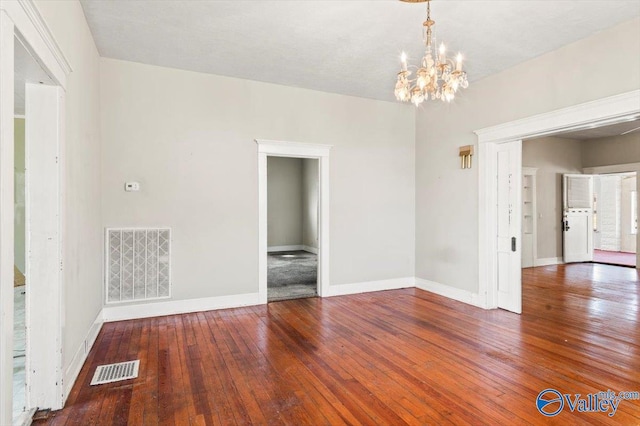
[0,12,67,421]
[592,172,637,267]
[12,36,56,424]
[12,114,26,421]
[521,120,640,272]
[256,139,331,304]
[266,157,319,301]
[476,90,640,314]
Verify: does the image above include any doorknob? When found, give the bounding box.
[564,220,570,232]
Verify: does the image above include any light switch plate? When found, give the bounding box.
[125,182,140,192]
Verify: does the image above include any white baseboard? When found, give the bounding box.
[63,310,103,401]
[14,408,36,426]
[534,257,564,266]
[267,245,303,252]
[268,245,318,254]
[102,292,262,322]
[326,277,415,297]
[415,278,485,308]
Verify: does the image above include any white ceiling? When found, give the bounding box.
[555,119,640,140]
[80,1,640,102]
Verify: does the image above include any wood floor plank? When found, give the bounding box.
[34,263,640,425]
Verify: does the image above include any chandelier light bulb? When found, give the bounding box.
[401,51,408,72]
[394,0,469,106]
[411,87,425,106]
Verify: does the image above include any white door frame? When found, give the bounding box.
[0,1,70,422]
[475,90,640,310]
[584,164,640,268]
[256,139,332,303]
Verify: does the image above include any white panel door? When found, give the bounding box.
[496,141,522,314]
[563,174,594,263]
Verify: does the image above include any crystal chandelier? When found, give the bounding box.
[394,0,469,106]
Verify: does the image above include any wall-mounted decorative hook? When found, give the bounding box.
[459,145,474,169]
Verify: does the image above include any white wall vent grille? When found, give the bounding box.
[90,360,140,385]
[106,228,171,303]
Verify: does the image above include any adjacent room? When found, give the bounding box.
[0,1,639,425]
[12,116,26,424]
[593,172,637,267]
[267,156,319,301]
[521,120,640,270]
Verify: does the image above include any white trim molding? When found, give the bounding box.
[63,311,103,399]
[415,278,485,308]
[476,90,640,144]
[534,257,564,267]
[267,245,318,254]
[102,292,262,322]
[302,245,318,254]
[475,90,640,312]
[583,162,640,175]
[2,0,71,89]
[326,277,415,297]
[257,139,332,158]
[267,245,304,252]
[256,139,332,303]
[99,276,492,322]
[0,11,16,422]
[13,409,36,426]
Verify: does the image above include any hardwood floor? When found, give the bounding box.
[35,263,639,425]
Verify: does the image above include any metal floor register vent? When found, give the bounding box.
[90,360,140,386]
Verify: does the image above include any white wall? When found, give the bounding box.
[302,159,319,250]
[582,132,640,168]
[100,58,415,301]
[522,137,583,260]
[267,156,303,247]
[34,0,103,381]
[415,18,640,293]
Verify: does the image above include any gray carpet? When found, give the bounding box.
[268,251,317,301]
